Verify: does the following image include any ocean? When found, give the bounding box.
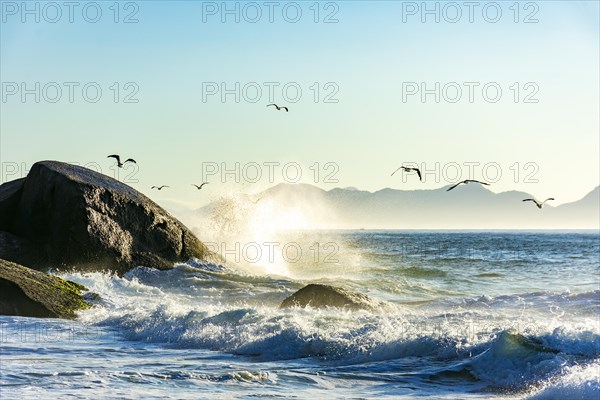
[1,231,599,399]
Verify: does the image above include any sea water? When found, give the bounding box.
[1,231,599,399]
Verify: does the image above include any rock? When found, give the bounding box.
[0,161,213,274]
[0,258,89,319]
[280,284,383,311]
[0,231,47,267]
[0,177,25,230]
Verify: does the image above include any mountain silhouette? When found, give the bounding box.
[196,184,599,229]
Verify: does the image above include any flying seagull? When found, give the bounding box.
[522,197,555,209]
[192,183,209,190]
[107,155,136,168]
[446,180,490,192]
[151,185,169,190]
[267,104,289,112]
[391,166,422,181]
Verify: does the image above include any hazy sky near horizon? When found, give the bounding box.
[1,0,598,208]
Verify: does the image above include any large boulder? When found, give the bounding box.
[0,161,213,274]
[0,177,24,229]
[280,284,384,311]
[0,231,47,267]
[0,258,90,319]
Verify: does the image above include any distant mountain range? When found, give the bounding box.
[193,184,599,230]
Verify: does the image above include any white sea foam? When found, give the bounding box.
[7,231,593,399]
[526,361,600,400]
[56,265,600,395]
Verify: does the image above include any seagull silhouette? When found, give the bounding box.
[523,197,555,209]
[391,166,422,181]
[107,155,136,168]
[267,104,289,112]
[446,180,490,192]
[151,185,169,190]
[192,183,209,190]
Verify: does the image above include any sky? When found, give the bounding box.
[1,0,599,209]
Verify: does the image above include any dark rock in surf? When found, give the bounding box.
[0,258,89,319]
[0,161,213,274]
[0,177,25,230]
[0,231,47,267]
[280,284,383,311]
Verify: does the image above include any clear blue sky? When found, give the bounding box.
[1,1,598,207]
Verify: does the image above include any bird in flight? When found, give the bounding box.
[267,104,289,112]
[391,166,422,181]
[192,183,209,190]
[107,155,136,168]
[446,180,490,192]
[523,197,555,209]
[151,185,169,190]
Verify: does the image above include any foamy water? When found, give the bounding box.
[1,231,598,399]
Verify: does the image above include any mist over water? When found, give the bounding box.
[1,194,599,399]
